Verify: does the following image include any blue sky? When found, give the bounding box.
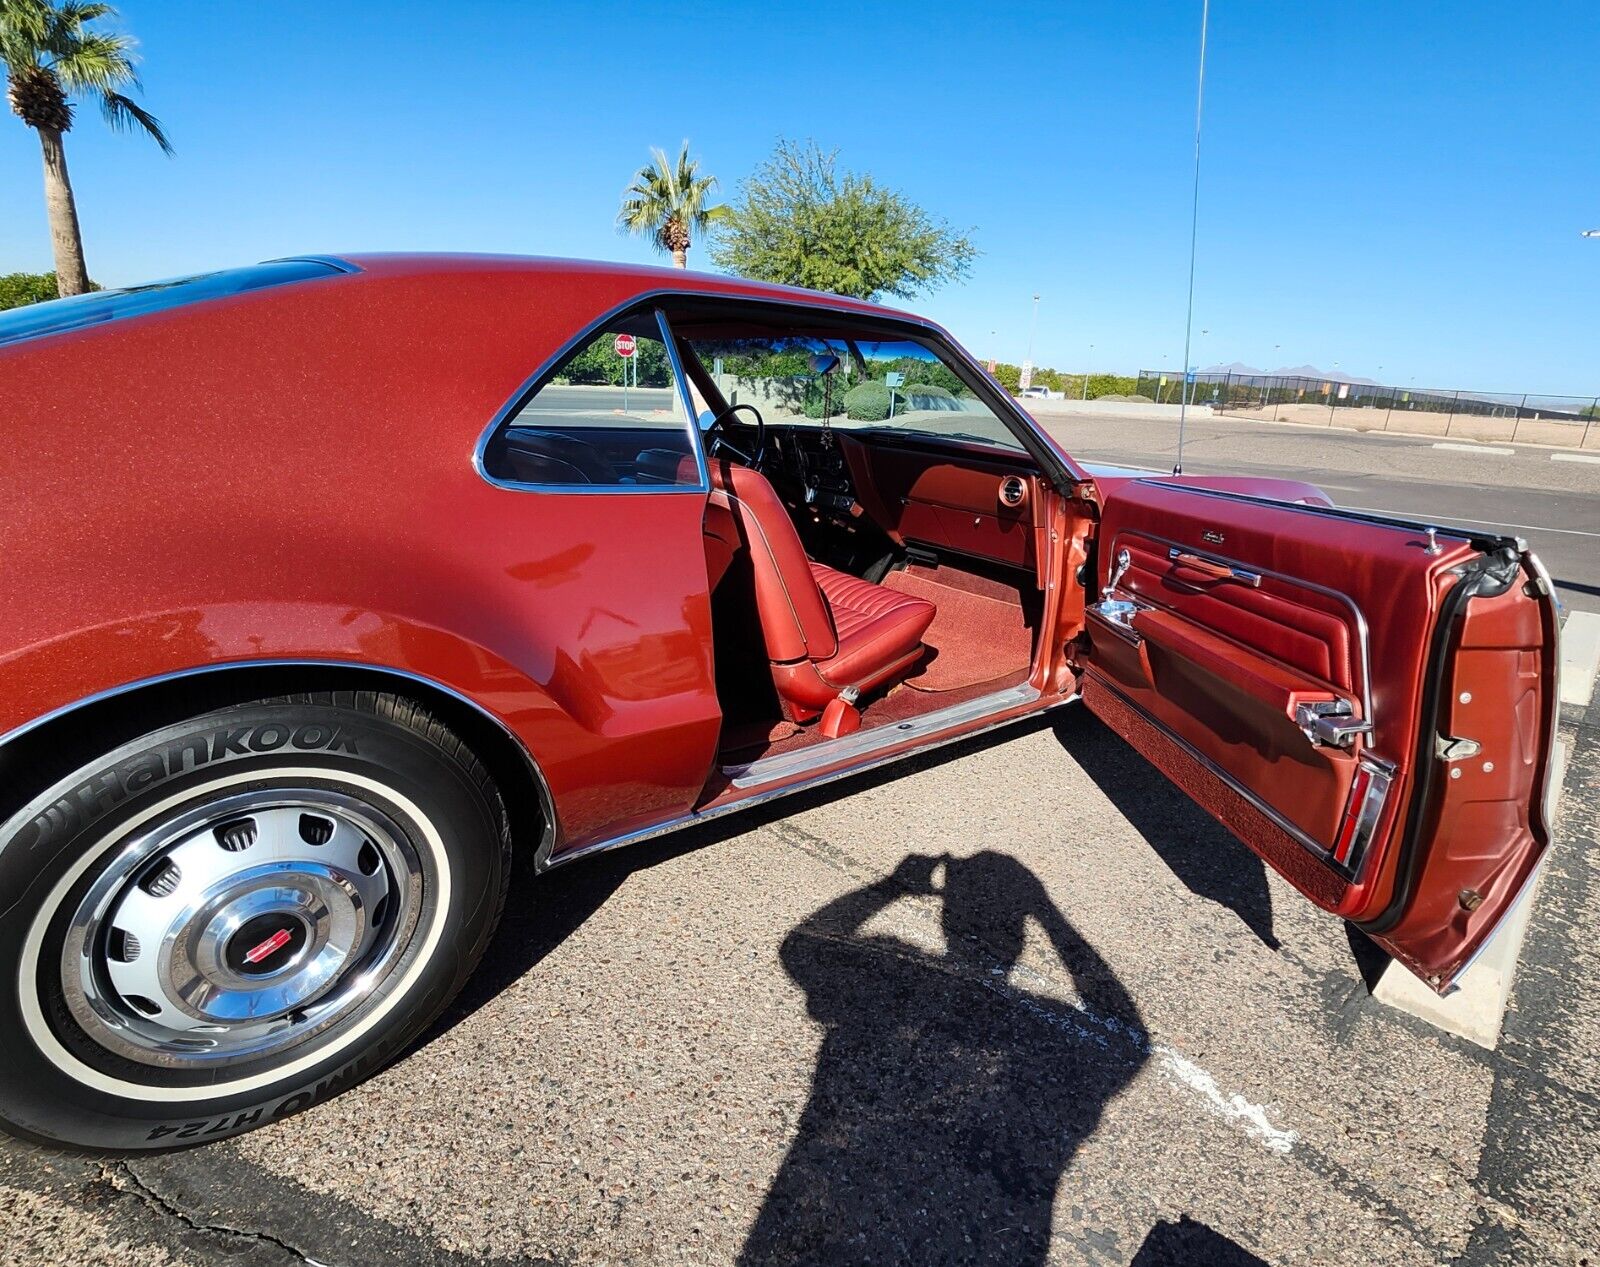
[2,1,1595,393]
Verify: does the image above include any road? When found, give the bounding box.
[2,404,1595,1267]
[3,691,1596,1266]
[1030,407,1600,614]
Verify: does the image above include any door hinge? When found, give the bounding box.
[1435,734,1482,761]
[1295,699,1372,748]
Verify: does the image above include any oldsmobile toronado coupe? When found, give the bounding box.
[0,255,1558,1150]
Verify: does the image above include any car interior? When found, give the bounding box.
[480,301,1072,777]
[665,306,1060,774]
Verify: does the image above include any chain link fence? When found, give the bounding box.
[1132,370,1599,447]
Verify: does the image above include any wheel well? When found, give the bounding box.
[0,664,556,865]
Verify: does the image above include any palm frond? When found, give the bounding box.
[615,140,725,254]
[101,88,168,152]
[50,30,137,92]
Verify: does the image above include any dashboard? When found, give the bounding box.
[725,422,1046,574]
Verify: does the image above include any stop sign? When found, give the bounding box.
[613,333,636,358]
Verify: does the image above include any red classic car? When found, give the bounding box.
[0,256,1558,1150]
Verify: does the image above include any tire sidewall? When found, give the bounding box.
[0,701,503,1151]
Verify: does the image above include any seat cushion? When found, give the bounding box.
[810,563,937,689]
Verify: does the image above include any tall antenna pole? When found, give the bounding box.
[1173,0,1211,475]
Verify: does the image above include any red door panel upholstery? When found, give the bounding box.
[1081,480,1557,991]
[841,438,1041,568]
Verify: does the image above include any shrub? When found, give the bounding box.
[803,380,845,418]
[0,271,63,310]
[844,380,898,421]
[904,382,953,399]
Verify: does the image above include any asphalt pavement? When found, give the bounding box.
[1,408,1596,1266]
[1031,407,1600,615]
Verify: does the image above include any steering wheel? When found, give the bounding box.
[703,402,767,469]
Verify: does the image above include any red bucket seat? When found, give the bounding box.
[708,459,935,718]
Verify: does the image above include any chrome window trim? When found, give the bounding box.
[260,254,362,275]
[472,301,710,496]
[471,287,1078,496]
[654,309,711,490]
[1107,527,1377,728]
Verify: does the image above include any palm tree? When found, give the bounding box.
[1,0,170,296]
[617,141,726,269]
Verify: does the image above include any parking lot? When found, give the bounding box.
[2,420,1597,1267]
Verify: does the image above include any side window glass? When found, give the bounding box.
[484,313,699,487]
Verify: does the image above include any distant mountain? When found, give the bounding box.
[1201,362,1380,386]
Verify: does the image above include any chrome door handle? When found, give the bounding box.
[1295,699,1371,748]
[1168,547,1260,587]
[1106,547,1132,594]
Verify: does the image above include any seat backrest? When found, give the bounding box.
[708,459,837,663]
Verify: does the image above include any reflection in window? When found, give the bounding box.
[679,331,1023,452]
[0,259,349,348]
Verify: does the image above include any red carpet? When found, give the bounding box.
[881,568,1034,692]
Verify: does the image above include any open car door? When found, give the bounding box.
[1077,478,1560,993]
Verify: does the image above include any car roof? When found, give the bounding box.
[333,253,924,323]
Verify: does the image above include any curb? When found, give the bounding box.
[1372,610,1598,1048]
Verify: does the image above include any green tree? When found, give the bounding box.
[710,139,978,301]
[617,141,727,269]
[0,268,65,308]
[2,1,170,297]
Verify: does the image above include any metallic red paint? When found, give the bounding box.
[0,254,1557,992]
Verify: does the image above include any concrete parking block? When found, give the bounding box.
[1373,726,1571,1050]
[1560,611,1600,707]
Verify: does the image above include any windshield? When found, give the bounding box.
[677,329,1025,453]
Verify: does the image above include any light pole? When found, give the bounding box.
[1026,295,1040,369]
[1083,344,1094,400]
[1582,229,1600,238]
[1173,0,1212,474]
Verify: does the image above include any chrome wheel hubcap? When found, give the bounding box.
[61,788,423,1070]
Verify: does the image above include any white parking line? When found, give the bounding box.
[999,960,1300,1155]
[1552,452,1600,465]
[1341,506,1600,540]
[1434,442,1515,455]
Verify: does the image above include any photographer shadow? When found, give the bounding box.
[740,850,1146,1267]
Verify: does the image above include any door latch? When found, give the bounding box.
[1295,699,1372,748]
[1435,734,1482,761]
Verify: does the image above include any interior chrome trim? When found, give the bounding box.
[1087,600,1146,645]
[1086,668,1381,880]
[547,685,1067,870]
[1167,547,1260,588]
[1110,528,1377,727]
[723,683,1042,787]
[1338,756,1393,878]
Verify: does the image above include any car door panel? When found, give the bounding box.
[1079,479,1557,991]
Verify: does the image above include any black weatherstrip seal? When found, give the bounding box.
[1355,546,1521,939]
